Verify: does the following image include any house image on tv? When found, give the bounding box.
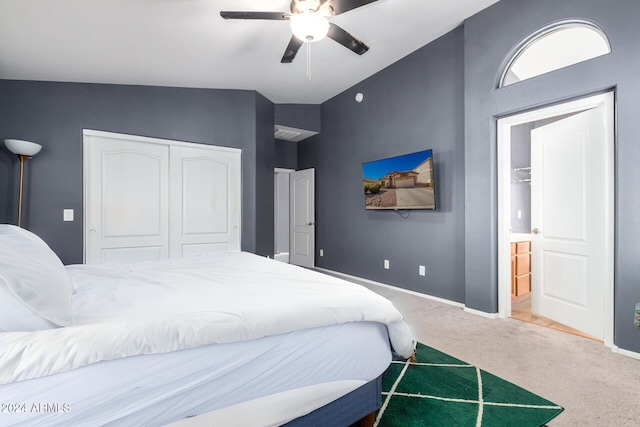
[379,157,433,189]
[414,157,433,185]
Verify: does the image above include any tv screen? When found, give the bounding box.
[362,149,435,210]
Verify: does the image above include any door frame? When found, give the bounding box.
[496,91,614,347]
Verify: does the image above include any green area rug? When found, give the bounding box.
[376,343,563,427]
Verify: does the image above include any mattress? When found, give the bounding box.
[0,321,391,426]
[0,250,415,426]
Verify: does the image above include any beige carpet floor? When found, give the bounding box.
[337,275,640,426]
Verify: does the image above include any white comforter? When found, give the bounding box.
[0,252,414,385]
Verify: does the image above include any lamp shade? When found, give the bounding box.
[4,139,42,156]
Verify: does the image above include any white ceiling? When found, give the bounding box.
[0,0,499,104]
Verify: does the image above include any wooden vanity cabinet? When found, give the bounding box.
[511,240,531,296]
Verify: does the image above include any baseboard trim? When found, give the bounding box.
[611,346,640,360]
[463,307,500,319]
[315,267,465,309]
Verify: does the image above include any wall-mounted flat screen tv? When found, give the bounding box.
[362,149,435,210]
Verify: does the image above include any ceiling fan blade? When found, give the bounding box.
[220,11,290,20]
[281,36,304,63]
[327,22,369,55]
[326,0,378,15]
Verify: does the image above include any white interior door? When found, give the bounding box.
[289,168,315,268]
[169,145,241,258]
[530,106,608,339]
[85,135,170,264]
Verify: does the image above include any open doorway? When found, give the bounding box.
[274,168,294,263]
[274,167,316,268]
[497,92,614,347]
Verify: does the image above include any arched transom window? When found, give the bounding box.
[500,21,611,87]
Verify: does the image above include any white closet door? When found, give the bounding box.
[85,135,170,264]
[85,130,242,264]
[169,145,241,258]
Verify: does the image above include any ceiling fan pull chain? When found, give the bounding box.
[306,41,312,80]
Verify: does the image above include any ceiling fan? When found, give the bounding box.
[220,0,378,63]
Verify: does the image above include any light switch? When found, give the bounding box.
[63,209,74,222]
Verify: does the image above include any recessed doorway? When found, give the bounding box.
[497,92,614,347]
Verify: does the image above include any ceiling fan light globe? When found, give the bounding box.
[290,13,329,42]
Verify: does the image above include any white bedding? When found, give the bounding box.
[0,251,414,386]
[0,322,391,427]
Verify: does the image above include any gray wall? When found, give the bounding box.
[299,27,466,302]
[254,94,275,257]
[275,104,321,133]
[274,140,298,170]
[0,80,275,264]
[464,0,640,352]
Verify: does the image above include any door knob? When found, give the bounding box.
[531,228,540,235]
[307,222,316,226]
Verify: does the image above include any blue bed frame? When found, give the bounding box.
[283,375,382,427]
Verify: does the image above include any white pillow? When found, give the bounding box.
[0,224,73,328]
[0,277,58,331]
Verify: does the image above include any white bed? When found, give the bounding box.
[0,225,414,426]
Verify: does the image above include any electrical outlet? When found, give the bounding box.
[419,265,426,276]
[319,249,324,257]
[384,259,389,269]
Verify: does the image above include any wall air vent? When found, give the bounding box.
[274,125,319,142]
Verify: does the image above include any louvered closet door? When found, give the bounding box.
[85,135,170,264]
[169,145,241,258]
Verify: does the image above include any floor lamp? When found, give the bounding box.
[4,139,42,228]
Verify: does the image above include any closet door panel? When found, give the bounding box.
[102,150,164,237]
[170,145,241,258]
[182,156,229,234]
[85,135,170,264]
